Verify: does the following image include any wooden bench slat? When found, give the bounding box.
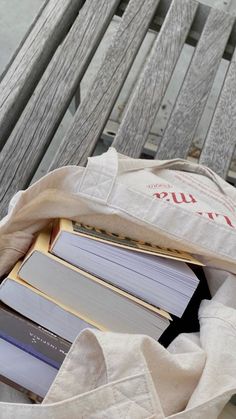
[157,8,234,161]
[0,0,120,219]
[0,1,47,84]
[199,59,236,178]
[49,0,161,170]
[112,0,198,157]
[0,0,82,149]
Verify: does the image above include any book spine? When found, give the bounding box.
[0,306,71,369]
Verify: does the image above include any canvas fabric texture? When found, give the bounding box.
[0,147,236,418]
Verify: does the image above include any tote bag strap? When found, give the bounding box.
[78,148,119,203]
[0,330,164,418]
[78,148,228,203]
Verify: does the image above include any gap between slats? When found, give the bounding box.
[49,0,161,170]
[199,48,236,178]
[0,0,120,219]
[112,0,198,157]
[156,7,234,161]
[0,0,82,150]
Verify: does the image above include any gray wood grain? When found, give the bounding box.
[157,8,234,160]
[112,0,198,157]
[0,0,81,149]
[119,0,236,58]
[0,0,47,84]
[199,59,236,178]
[0,0,120,219]
[49,0,161,171]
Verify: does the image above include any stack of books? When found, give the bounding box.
[0,219,203,400]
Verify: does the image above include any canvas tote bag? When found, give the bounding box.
[0,147,236,418]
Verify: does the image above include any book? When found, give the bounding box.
[50,219,200,317]
[0,304,71,369]
[0,304,71,398]
[54,219,203,265]
[159,265,211,347]
[0,338,58,398]
[17,226,171,341]
[0,263,100,342]
[0,375,43,403]
[0,305,67,400]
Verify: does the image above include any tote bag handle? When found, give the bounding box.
[78,148,228,203]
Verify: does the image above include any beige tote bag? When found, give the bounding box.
[0,148,236,418]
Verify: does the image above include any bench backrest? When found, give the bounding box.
[0,0,235,219]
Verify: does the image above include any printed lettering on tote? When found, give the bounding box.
[151,188,235,228]
[197,212,235,228]
[153,191,197,205]
[147,183,172,189]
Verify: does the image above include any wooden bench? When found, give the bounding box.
[0,0,236,220]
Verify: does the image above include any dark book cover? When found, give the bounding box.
[0,304,71,369]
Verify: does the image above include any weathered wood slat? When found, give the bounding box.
[112,0,198,157]
[0,1,47,84]
[0,0,120,219]
[119,0,236,59]
[157,8,234,160]
[0,0,82,149]
[49,0,161,170]
[199,58,236,178]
